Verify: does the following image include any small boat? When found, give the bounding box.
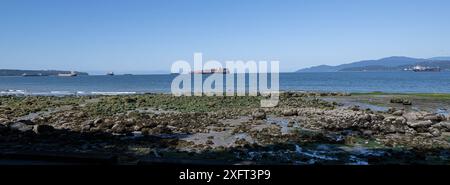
[106,72,114,76]
[58,71,78,77]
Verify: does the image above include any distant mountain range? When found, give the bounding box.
[0,69,89,76]
[296,56,450,72]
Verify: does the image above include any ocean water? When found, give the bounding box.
[1,72,450,95]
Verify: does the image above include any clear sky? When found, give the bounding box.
[1,0,450,73]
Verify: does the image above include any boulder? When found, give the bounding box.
[383,116,397,124]
[434,122,450,131]
[0,118,8,125]
[111,123,127,133]
[429,127,441,137]
[407,120,434,128]
[133,124,144,131]
[93,118,103,125]
[81,124,92,132]
[394,117,407,125]
[252,110,266,120]
[405,127,417,135]
[403,111,421,121]
[423,114,445,123]
[392,110,404,116]
[441,122,450,129]
[282,109,297,116]
[82,120,94,126]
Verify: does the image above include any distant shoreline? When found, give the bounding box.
[0,69,89,76]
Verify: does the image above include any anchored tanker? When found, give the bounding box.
[190,68,230,74]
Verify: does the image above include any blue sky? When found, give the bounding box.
[1,0,450,73]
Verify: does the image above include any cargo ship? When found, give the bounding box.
[57,71,78,77]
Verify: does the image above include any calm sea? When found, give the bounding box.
[1,72,450,95]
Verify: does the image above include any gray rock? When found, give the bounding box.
[441,122,450,129]
[0,118,8,125]
[111,123,126,133]
[429,127,441,137]
[392,110,404,116]
[252,111,266,120]
[282,109,297,116]
[383,116,397,124]
[403,112,422,121]
[10,122,33,132]
[133,124,143,131]
[395,117,407,124]
[82,120,94,126]
[81,124,91,132]
[407,120,434,128]
[387,107,396,114]
[93,118,103,125]
[361,114,372,122]
[423,114,445,123]
[287,121,295,127]
[405,127,417,135]
[362,130,374,136]
[436,122,450,131]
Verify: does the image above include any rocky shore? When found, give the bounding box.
[1,92,450,164]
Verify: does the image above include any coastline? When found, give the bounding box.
[1,92,449,164]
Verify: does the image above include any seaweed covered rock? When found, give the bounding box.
[281,109,297,116]
[390,97,412,105]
